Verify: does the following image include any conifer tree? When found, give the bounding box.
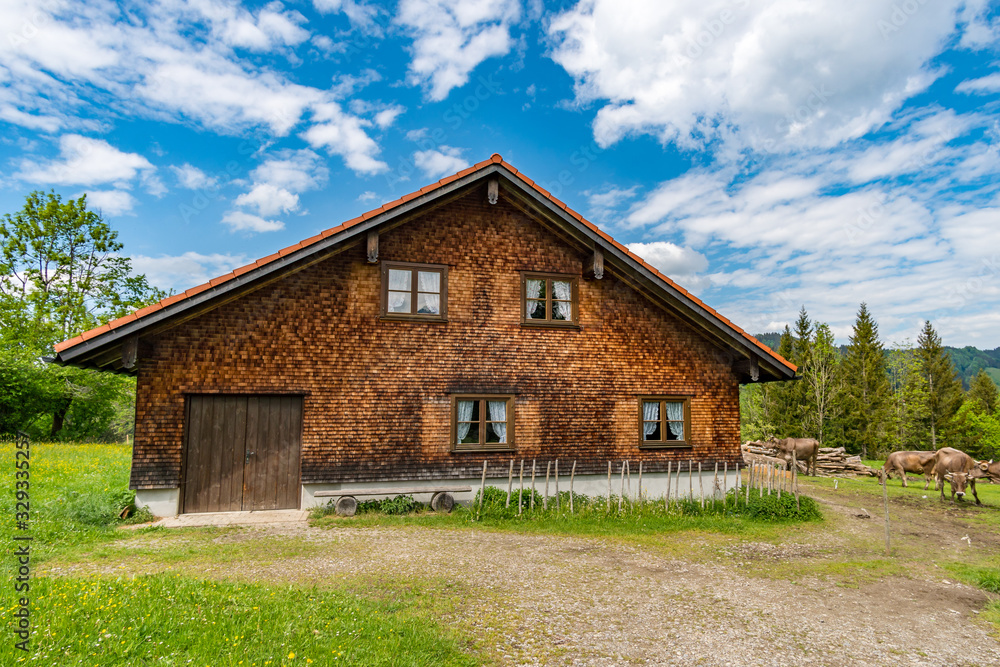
[886,341,930,451]
[966,369,998,415]
[791,307,814,437]
[769,326,800,438]
[806,323,839,445]
[916,321,963,448]
[837,303,892,458]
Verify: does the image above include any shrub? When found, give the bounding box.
[357,494,422,516]
[735,489,823,521]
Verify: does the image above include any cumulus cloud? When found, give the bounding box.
[82,190,138,216]
[222,210,284,233]
[397,0,520,101]
[229,149,328,224]
[17,134,155,187]
[956,72,1000,94]
[0,0,388,175]
[413,146,469,178]
[548,0,971,153]
[171,164,219,190]
[132,251,251,293]
[626,241,709,278]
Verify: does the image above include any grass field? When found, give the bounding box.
[2,442,999,664]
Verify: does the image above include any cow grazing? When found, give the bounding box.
[770,437,820,476]
[932,447,981,505]
[971,460,1000,483]
[882,450,938,489]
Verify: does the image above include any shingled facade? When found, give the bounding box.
[54,155,796,516]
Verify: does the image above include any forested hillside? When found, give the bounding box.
[755,332,1000,389]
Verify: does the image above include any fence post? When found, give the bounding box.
[699,462,705,509]
[518,459,525,516]
[555,459,560,514]
[544,461,551,510]
[570,461,576,514]
[477,460,487,520]
[506,459,514,508]
[530,460,536,510]
[606,460,612,510]
[665,460,672,510]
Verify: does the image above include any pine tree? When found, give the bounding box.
[837,303,892,459]
[916,321,963,449]
[966,369,999,414]
[769,326,800,438]
[790,307,814,436]
[886,341,930,452]
[806,323,839,445]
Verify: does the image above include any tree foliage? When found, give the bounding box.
[0,191,164,439]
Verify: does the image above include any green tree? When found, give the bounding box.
[886,341,930,452]
[966,369,999,414]
[805,322,839,445]
[836,303,892,458]
[768,326,801,437]
[0,191,164,438]
[915,321,963,449]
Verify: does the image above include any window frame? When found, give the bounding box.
[638,396,692,448]
[450,394,516,452]
[520,272,579,327]
[379,261,448,322]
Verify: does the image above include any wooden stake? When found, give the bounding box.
[518,459,524,516]
[676,459,682,503]
[745,463,751,504]
[569,461,576,514]
[619,461,625,511]
[665,461,672,510]
[882,470,891,555]
[689,459,694,500]
[792,451,800,511]
[607,460,612,509]
[759,461,764,499]
[777,462,782,499]
[626,460,632,507]
[723,462,728,508]
[714,462,719,505]
[555,459,560,514]
[506,459,514,508]
[637,461,643,502]
[530,460,536,511]
[544,461,551,510]
[699,462,705,509]
[477,460,488,520]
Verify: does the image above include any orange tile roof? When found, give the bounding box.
[53,155,796,373]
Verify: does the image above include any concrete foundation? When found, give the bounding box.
[135,488,180,517]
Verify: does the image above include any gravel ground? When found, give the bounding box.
[50,486,1000,666]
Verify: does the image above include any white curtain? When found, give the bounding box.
[642,401,659,438]
[456,400,474,442]
[388,269,411,290]
[552,280,572,320]
[665,401,684,438]
[417,271,439,293]
[488,400,507,443]
[526,279,544,299]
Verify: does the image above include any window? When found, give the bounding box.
[452,395,514,451]
[521,273,578,326]
[380,262,448,321]
[639,397,691,447]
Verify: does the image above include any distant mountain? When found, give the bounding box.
[753,332,1000,389]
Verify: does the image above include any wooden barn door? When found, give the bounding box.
[183,395,302,513]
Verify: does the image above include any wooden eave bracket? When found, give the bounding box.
[487,178,499,205]
[733,355,761,382]
[366,230,378,263]
[121,335,139,370]
[584,246,604,280]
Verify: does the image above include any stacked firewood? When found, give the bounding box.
[741,441,879,477]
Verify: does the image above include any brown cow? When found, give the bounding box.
[971,460,1000,483]
[932,447,981,504]
[882,450,938,489]
[770,437,820,476]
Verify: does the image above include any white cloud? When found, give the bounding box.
[132,251,250,293]
[373,105,404,128]
[83,190,138,216]
[956,72,1000,94]
[17,134,155,187]
[413,146,469,178]
[548,0,970,153]
[397,0,520,101]
[586,186,638,222]
[234,183,299,216]
[312,0,383,34]
[171,164,219,190]
[222,210,284,232]
[230,149,328,222]
[626,241,709,278]
[357,190,378,202]
[0,0,387,175]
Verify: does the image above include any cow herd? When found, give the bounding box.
[882,447,1000,505]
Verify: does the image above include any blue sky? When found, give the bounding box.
[2,0,999,347]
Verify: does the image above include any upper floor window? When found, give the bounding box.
[380,262,448,321]
[521,273,578,326]
[639,397,691,447]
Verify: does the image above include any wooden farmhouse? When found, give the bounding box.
[53,154,796,516]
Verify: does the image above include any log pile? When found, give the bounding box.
[741,441,879,477]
